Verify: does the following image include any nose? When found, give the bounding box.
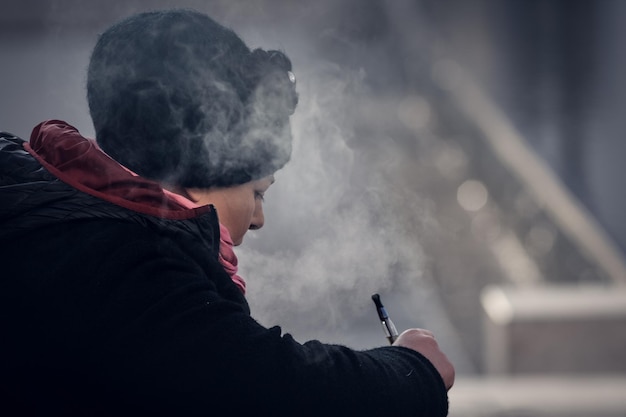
[249,204,265,231]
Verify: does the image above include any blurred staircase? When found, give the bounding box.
[432,60,626,417]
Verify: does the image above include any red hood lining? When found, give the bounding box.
[26,120,210,220]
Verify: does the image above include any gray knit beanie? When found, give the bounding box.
[87,9,298,188]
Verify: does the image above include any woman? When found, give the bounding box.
[176,175,275,294]
[0,9,453,416]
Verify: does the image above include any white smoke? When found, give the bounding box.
[238,59,432,343]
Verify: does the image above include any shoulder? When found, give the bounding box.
[8,215,224,295]
[5,215,248,320]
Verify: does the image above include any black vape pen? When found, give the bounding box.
[371,293,399,344]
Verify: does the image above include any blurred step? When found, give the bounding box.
[449,375,626,417]
[481,284,626,374]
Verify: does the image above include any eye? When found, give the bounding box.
[254,191,265,202]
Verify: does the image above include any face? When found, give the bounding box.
[186,175,274,246]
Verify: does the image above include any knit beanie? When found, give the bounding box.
[87,9,298,188]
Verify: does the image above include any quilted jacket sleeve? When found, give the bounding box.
[3,218,449,417]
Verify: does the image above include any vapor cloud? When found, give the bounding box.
[239,61,432,342]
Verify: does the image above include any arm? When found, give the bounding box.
[48,222,450,416]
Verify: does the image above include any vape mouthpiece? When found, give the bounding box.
[371,293,387,320]
[371,293,382,307]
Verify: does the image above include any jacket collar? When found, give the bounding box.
[26,120,210,220]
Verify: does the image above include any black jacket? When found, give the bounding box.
[0,121,448,416]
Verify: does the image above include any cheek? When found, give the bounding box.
[236,198,256,228]
[246,197,258,218]
[253,199,263,215]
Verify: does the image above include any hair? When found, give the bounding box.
[87,9,298,188]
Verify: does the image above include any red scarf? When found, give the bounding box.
[217,224,246,294]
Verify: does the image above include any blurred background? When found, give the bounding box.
[2,0,626,415]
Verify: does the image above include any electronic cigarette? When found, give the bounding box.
[371,293,399,345]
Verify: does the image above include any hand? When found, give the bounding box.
[393,328,455,390]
